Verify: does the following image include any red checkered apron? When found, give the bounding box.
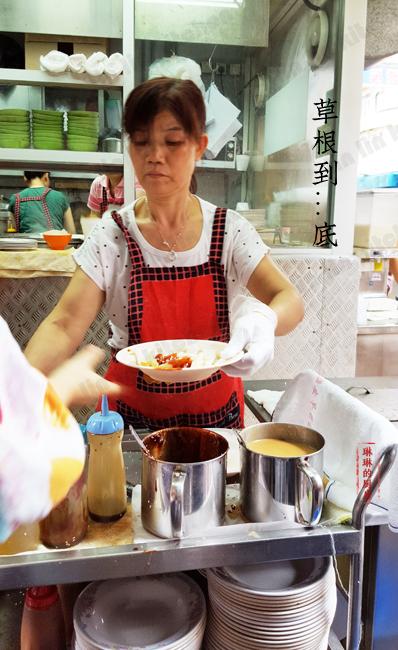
[104,207,244,430]
[99,186,124,217]
[14,188,54,232]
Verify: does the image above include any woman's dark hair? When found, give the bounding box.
[24,171,48,181]
[124,78,206,194]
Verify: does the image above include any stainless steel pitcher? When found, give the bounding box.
[240,423,324,527]
[141,427,228,539]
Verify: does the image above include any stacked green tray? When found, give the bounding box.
[0,109,30,148]
[67,110,99,152]
[32,110,64,150]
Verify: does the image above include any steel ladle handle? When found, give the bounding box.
[170,468,186,539]
[352,443,397,530]
[295,459,324,527]
[347,444,397,650]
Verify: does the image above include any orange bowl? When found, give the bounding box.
[43,232,72,250]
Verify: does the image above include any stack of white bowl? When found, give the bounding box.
[204,556,337,650]
[73,574,206,650]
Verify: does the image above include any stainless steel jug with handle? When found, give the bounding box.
[141,427,228,539]
[239,422,324,526]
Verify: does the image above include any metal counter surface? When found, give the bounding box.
[0,519,361,591]
[1,377,396,590]
[358,322,398,335]
[0,434,361,591]
[245,377,398,393]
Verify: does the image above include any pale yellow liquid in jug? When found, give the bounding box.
[246,438,315,457]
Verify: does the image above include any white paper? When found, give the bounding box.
[205,83,242,158]
[264,69,309,156]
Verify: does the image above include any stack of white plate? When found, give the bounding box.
[73,574,206,650]
[204,557,337,650]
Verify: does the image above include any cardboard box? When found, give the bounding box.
[25,34,108,70]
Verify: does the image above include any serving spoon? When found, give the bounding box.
[234,428,247,449]
[129,425,153,457]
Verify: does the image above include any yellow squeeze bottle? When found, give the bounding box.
[86,396,126,522]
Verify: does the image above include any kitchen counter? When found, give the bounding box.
[358,321,398,334]
[356,323,398,376]
[0,247,76,278]
[1,376,395,590]
[245,376,398,393]
[0,436,362,592]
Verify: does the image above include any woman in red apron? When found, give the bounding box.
[106,205,244,429]
[25,78,304,429]
[87,174,126,218]
[99,184,124,216]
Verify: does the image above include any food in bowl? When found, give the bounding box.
[141,352,193,370]
[43,230,72,250]
[116,339,243,383]
[128,346,223,370]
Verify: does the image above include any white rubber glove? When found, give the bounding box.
[221,294,278,378]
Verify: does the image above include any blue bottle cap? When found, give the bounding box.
[86,396,124,435]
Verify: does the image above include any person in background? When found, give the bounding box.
[25,78,304,430]
[87,172,124,218]
[87,173,145,219]
[0,315,120,544]
[9,171,75,234]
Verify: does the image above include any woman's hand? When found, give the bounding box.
[48,345,122,407]
[221,303,277,378]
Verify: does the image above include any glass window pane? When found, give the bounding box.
[133,0,343,248]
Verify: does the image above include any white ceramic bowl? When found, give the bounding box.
[116,339,243,383]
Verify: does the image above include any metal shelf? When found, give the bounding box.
[0,148,123,172]
[196,159,236,170]
[0,67,123,89]
[0,150,240,173]
[354,247,398,259]
[0,520,361,591]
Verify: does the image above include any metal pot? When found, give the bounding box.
[102,137,122,153]
[141,427,228,539]
[240,422,324,527]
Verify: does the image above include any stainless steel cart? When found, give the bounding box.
[0,436,395,650]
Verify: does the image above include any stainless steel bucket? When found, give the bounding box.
[240,423,324,527]
[102,137,122,153]
[141,427,228,539]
